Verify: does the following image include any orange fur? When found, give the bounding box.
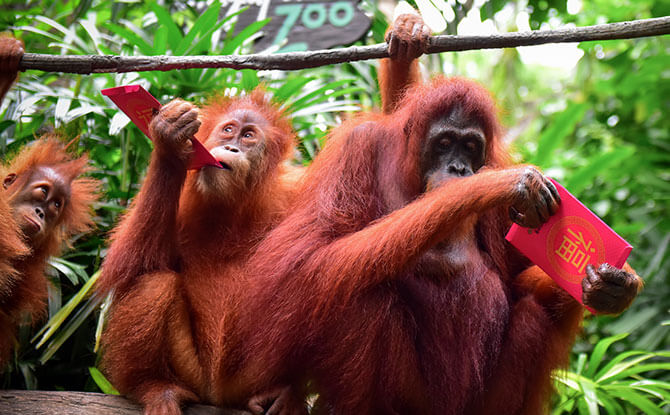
[97,88,304,414]
[0,135,99,367]
[238,74,593,414]
[0,34,23,105]
[378,14,426,114]
[378,56,422,114]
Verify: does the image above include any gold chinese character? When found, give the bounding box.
[555,236,578,262]
[136,108,154,126]
[555,227,596,274]
[570,250,591,273]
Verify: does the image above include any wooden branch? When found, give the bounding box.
[18,16,670,74]
[0,390,251,415]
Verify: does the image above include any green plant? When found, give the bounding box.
[553,333,670,414]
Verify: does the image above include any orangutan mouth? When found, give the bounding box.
[218,161,232,170]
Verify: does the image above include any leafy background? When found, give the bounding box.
[0,0,668,413]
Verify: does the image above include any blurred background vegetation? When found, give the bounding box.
[0,0,668,413]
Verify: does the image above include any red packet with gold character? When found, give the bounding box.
[505,179,632,313]
[101,85,221,170]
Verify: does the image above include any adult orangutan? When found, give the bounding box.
[237,19,642,415]
[0,136,99,367]
[96,89,308,415]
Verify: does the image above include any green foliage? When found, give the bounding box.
[529,102,587,168]
[88,367,118,395]
[553,333,670,414]
[31,271,101,365]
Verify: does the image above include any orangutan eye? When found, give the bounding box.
[223,125,234,133]
[244,131,254,139]
[438,137,452,149]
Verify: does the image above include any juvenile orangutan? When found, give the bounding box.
[96,89,307,415]
[0,136,99,367]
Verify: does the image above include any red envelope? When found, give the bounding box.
[505,179,632,313]
[101,85,221,170]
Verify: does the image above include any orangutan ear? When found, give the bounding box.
[3,173,17,189]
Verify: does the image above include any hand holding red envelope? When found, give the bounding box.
[505,178,633,313]
[101,85,222,170]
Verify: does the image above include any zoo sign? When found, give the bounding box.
[226,0,371,52]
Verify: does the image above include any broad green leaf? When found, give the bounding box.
[38,295,102,364]
[103,22,153,55]
[627,380,670,400]
[578,377,600,415]
[415,0,446,32]
[79,15,103,54]
[63,104,106,123]
[555,370,587,391]
[34,16,88,51]
[241,69,259,92]
[312,86,366,105]
[576,397,589,414]
[635,324,670,355]
[109,111,131,137]
[274,77,316,102]
[597,393,624,415]
[593,350,650,381]
[94,293,113,353]
[185,16,234,56]
[89,367,120,395]
[576,352,588,375]
[553,396,577,414]
[153,25,168,55]
[600,361,670,383]
[176,1,222,55]
[288,79,356,111]
[585,333,629,378]
[149,2,183,51]
[197,68,233,88]
[48,257,89,285]
[48,259,78,285]
[54,96,72,125]
[92,145,122,168]
[480,0,508,21]
[604,386,665,415]
[32,270,100,348]
[221,18,270,55]
[291,101,359,118]
[18,362,37,391]
[15,26,63,43]
[0,120,14,135]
